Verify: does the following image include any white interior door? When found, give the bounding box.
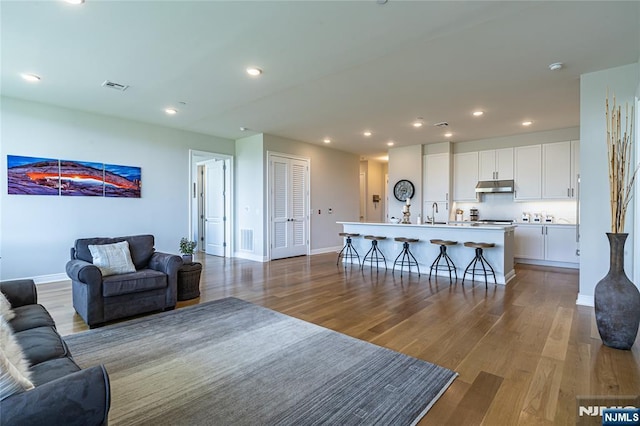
[204,159,225,257]
[270,155,309,260]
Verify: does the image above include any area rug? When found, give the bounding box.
[64,297,457,425]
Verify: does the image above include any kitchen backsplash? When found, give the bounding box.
[452,193,578,224]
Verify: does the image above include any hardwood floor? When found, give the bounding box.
[37,253,639,425]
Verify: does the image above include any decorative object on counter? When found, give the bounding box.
[455,209,463,222]
[179,237,197,264]
[544,215,553,223]
[521,213,530,222]
[532,213,541,223]
[595,93,639,350]
[469,208,479,222]
[401,197,411,224]
[389,217,401,224]
[416,214,422,225]
[393,179,414,202]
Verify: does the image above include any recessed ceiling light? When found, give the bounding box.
[165,108,178,115]
[21,73,41,83]
[387,141,394,147]
[240,127,248,131]
[246,67,263,76]
[412,118,424,128]
[473,111,484,117]
[548,62,563,71]
[444,132,453,138]
[522,120,533,126]
[64,0,85,4]
[363,131,372,137]
[323,138,331,144]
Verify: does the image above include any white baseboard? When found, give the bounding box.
[576,293,594,307]
[233,252,268,262]
[515,258,579,270]
[310,246,342,255]
[9,273,69,285]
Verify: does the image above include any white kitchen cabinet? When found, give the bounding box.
[423,153,450,222]
[515,224,579,265]
[541,140,580,199]
[453,152,478,201]
[571,140,580,197]
[514,225,544,259]
[514,145,542,200]
[478,148,513,181]
[423,153,450,202]
[545,225,579,263]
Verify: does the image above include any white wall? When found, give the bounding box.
[388,145,423,222]
[234,134,265,261]
[0,97,235,281]
[263,134,360,253]
[579,63,639,305]
[454,127,580,154]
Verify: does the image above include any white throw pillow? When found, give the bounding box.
[88,241,136,276]
[0,292,15,321]
[0,315,34,400]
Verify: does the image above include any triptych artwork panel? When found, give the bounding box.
[7,155,141,198]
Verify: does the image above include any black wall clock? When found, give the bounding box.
[393,179,414,202]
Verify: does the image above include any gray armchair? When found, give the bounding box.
[66,234,182,328]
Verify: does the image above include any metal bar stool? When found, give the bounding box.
[462,242,497,288]
[429,239,458,283]
[337,232,361,267]
[361,235,388,271]
[393,237,420,277]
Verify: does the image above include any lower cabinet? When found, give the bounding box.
[514,225,544,259]
[514,224,579,265]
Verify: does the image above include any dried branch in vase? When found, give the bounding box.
[606,91,638,233]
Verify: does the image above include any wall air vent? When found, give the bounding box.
[433,121,449,127]
[101,80,129,92]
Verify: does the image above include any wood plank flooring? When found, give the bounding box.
[36,253,639,425]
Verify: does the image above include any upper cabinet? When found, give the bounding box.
[451,141,579,203]
[478,148,514,181]
[542,140,580,199]
[453,152,479,201]
[571,140,580,199]
[423,153,450,202]
[514,144,542,200]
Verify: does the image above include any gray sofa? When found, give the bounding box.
[0,279,110,426]
[66,234,183,328]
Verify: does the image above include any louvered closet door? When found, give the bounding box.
[270,155,309,260]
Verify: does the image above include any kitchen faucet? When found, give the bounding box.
[431,202,438,225]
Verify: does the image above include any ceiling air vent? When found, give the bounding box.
[101,80,129,92]
[433,121,449,127]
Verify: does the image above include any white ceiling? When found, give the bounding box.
[1,1,639,159]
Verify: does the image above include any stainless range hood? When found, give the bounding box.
[475,179,515,193]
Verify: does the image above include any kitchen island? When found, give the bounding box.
[338,222,516,284]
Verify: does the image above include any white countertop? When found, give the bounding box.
[337,221,516,230]
[513,221,577,226]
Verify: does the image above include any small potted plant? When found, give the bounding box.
[179,237,197,264]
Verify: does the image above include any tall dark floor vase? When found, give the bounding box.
[594,233,640,350]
